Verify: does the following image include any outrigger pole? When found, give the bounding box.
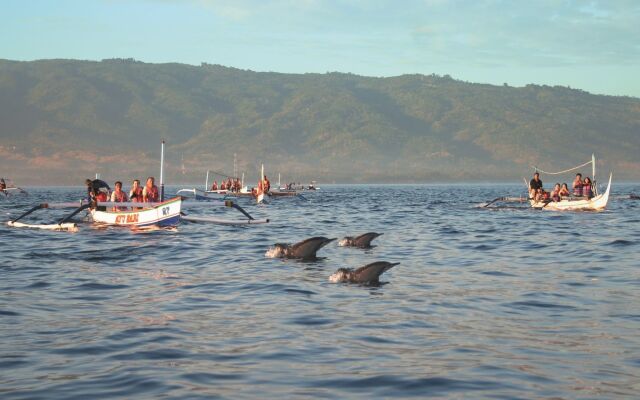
[160,140,165,202]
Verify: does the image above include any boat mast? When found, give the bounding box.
[205,170,209,191]
[233,153,237,179]
[160,140,165,202]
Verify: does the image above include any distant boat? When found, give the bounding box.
[0,178,27,196]
[529,173,612,211]
[528,154,612,211]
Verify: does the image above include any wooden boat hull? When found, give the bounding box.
[91,197,182,228]
[530,173,612,211]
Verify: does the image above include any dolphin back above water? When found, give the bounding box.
[266,236,337,260]
[329,261,399,284]
[338,232,383,248]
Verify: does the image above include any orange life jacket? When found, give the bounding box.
[145,185,159,202]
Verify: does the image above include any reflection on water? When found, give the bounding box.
[1,184,639,399]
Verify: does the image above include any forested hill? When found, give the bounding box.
[1,58,639,185]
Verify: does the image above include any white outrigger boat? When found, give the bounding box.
[483,154,613,211]
[177,169,253,201]
[91,196,182,228]
[529,173,612,211]
[6,142,269,231]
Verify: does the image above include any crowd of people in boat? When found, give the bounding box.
[529,172,594,202]
[210,175,272,197]
[86,177,160,210]
[210,177,243,192]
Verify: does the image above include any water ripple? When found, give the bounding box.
[0,184,639,399]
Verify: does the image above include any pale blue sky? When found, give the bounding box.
[2,0,639,97]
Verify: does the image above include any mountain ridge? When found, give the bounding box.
[1,58,639,185]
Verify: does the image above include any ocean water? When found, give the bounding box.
[1,184,639,399]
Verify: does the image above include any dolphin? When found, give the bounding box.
[328,261,399,284]
[265,236,337,260]
[338,232,383,248]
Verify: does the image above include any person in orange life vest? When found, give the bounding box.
[582,177,594,199]
[142,177,159,202]
[220,181,226,190]
[572,173,583,196]
[110,181,128,211]
[263,175,271,193]
[211,180,218,191]
[550,183,561,202]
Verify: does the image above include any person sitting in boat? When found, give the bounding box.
[582,177,594,199]
[128,179,143,210]
[234,179,241,192]
[227,178,233,192]
[559,183,570,198]
[572,173,583,196]
[220,181,226,191]
[211,180,218,191]
[94,188,109,211]
[536,188,550,202]
[110,181,128,211]
[85,178,95,202]
[529,172,543,199]
[142,177,159,202]
[550,183,561,202]
[129,179,143,202]
[0,178,6,191]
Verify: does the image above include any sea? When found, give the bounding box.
[1,184,639,399]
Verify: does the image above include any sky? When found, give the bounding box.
[2,0,639,97]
